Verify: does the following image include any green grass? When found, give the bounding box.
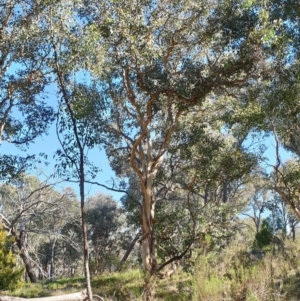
[5,245,300,301]
[92,269,144,299]
[4,269,192,300]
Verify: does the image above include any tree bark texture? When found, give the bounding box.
[80,175,93,301]
[18,252,37,283]
[141,184,156,273]
[141,180,157,301]
[15,229,38,283]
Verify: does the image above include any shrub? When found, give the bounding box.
[0,224,24,290]
[253,219,273,249]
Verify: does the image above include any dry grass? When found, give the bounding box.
[4,238,300,301]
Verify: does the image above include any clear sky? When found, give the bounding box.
[1,124,125,201]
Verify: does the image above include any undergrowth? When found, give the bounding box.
[3,239,300,300]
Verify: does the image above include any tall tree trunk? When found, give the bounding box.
[290,221,296,241]
[80,169,93,301]
[222,178,228,203]
[14,229,37,283]
[141,187,156,272]
[19,251,37,283]
[52,33,93,300]
[141,181,156,301]
[50,238,57,279]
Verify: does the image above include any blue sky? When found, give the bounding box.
[0,107,125,202]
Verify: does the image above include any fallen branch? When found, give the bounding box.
[117,231,141,271]
[0,290,104,301]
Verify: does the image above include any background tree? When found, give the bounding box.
[34,187,81,279]
[86,193,125,274]
[271,159,300,220]
[0,0,55,179]
[241,175,270,234]
[225,0,300,224]
[0,174,80,282]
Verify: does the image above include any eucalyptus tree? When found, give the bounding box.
[82,1,274,298]
[264,54,300,222]
[154,118,257,260]
[0,0,55,179]
[266,193,294,240]
[241,175,271,234]
[86,193,125,273]
[34,187,81,279]
[53,60,102,301]
[56,211,83,277]
[43,1,105,297]
[0,174,78,282]
[266,0,300,222]
[121,118,256,271]
[222,1,300,222]
[269,159,300,220]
